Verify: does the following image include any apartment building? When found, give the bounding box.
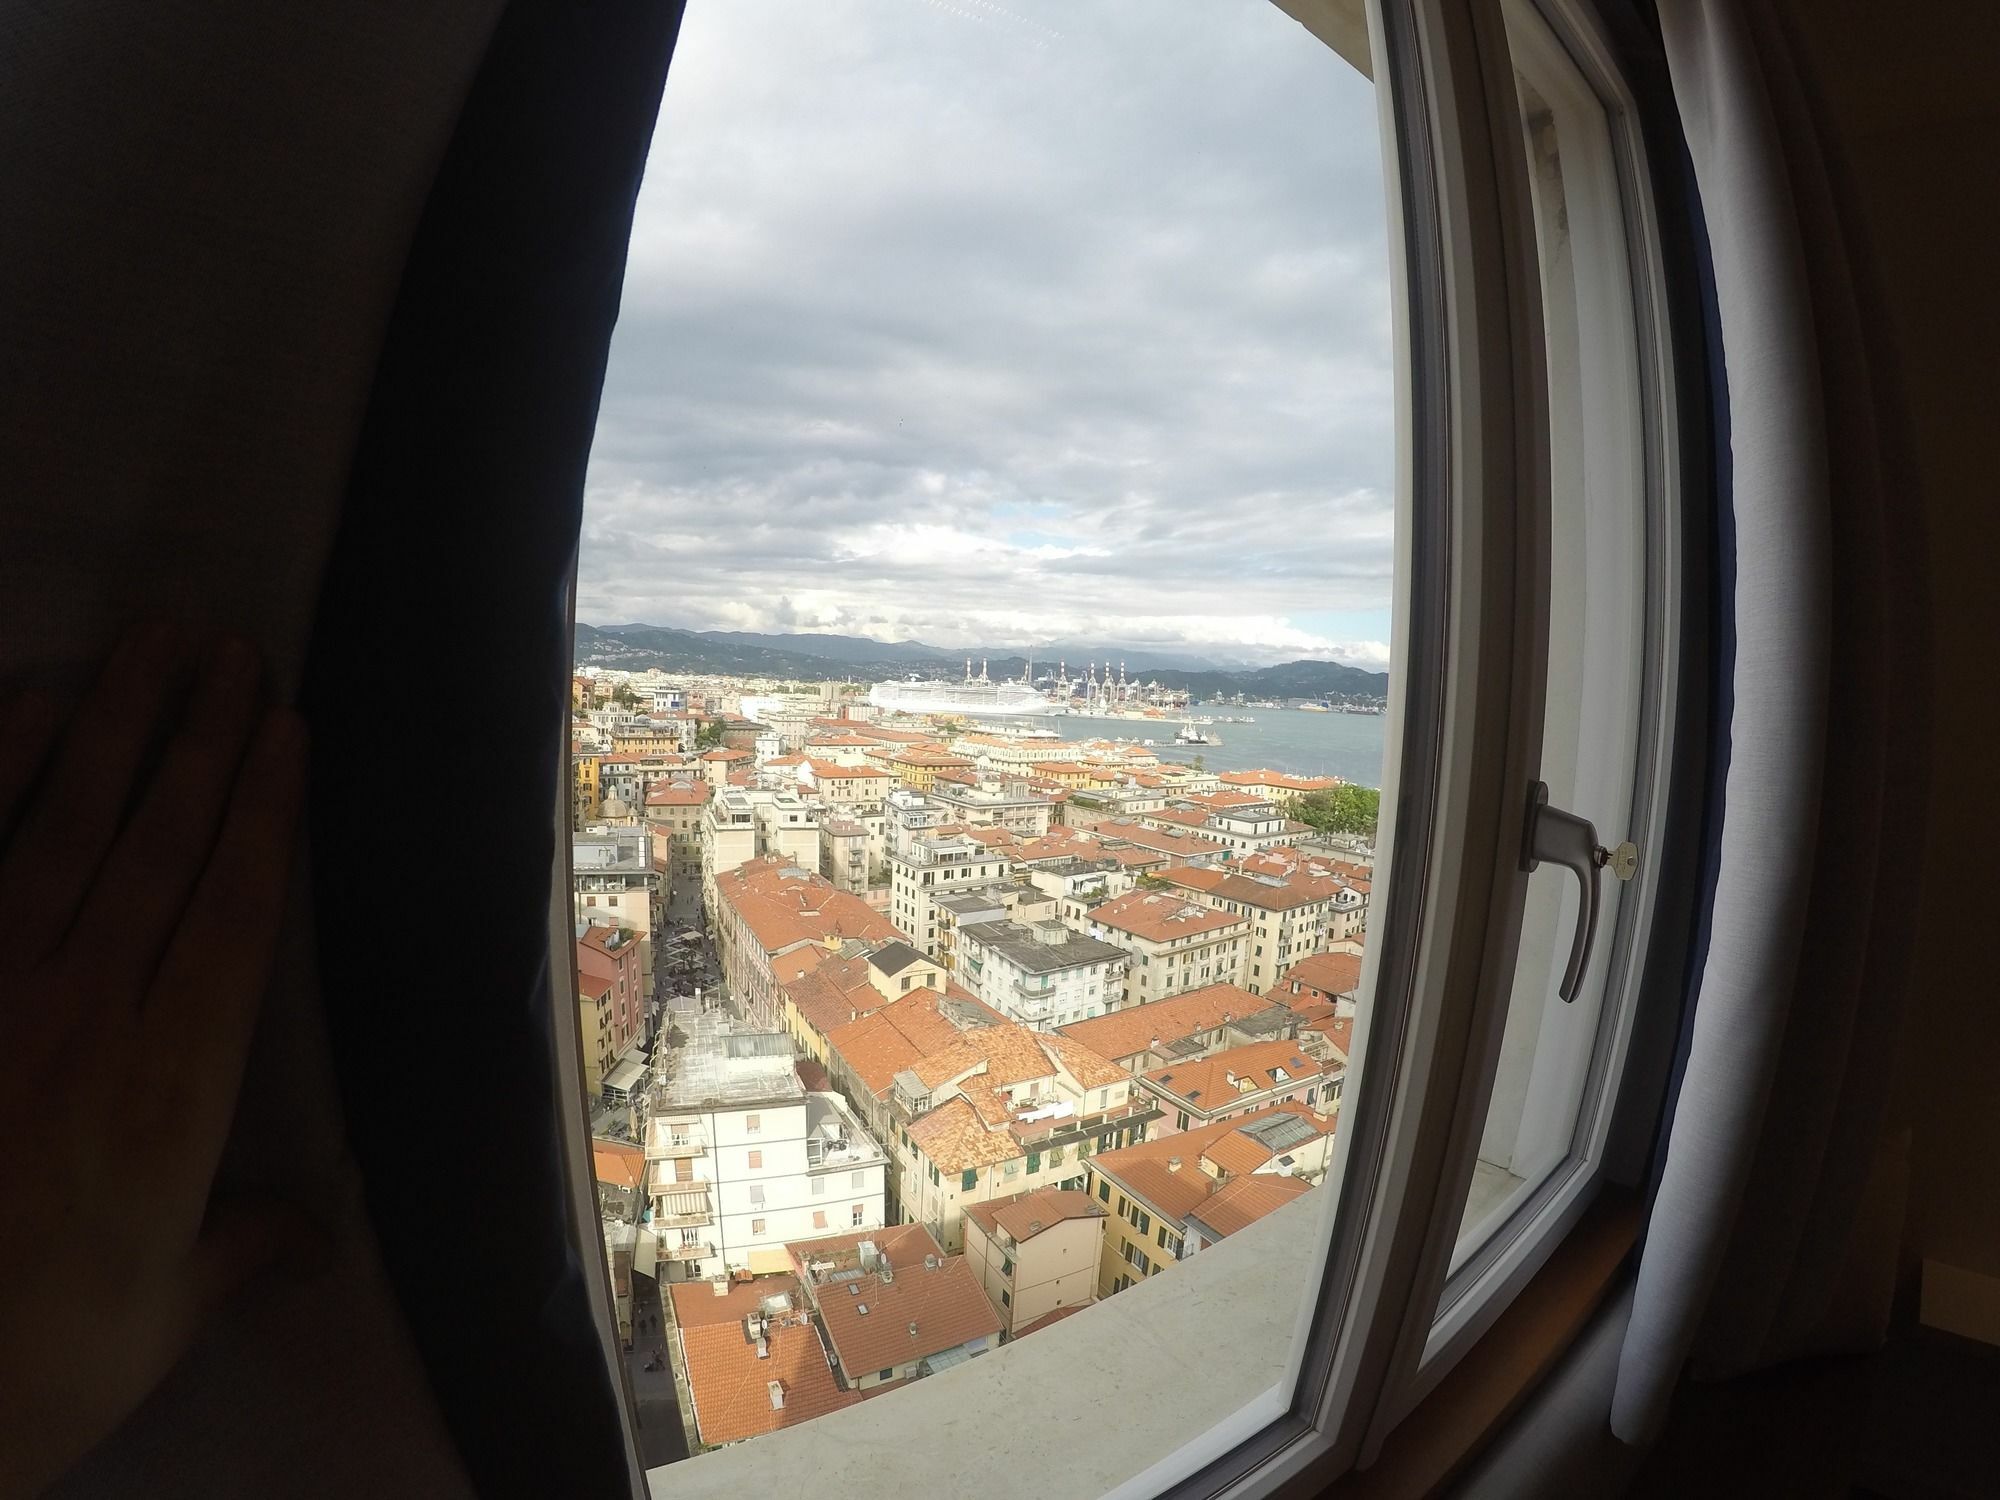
[1157,862,1360,995]
[800,758,895,810]
[699,787,819,921]
[1081,889,1249,1007]
[1055,982,1285,1072]
[645,1011,888,1282]
[573,826,659,980]
[887,829,1014,959]
[1213,769,1342,809]
[1092,818,1233,869]
[577,924,644,1059]
[927,778,1057,838]
[1277,950,1364,1008]
[872,1016,1144,1248]
[954,918,1129,1031]
[644,780,708,922]
[710,856,899,1032]
[669,1276,857,1450]
[578,969,616,1097]
[787,1223,1000,1392]
[1136,1038,1341,1135]
[961,1186,1106,1339]
[1083,1105,1336,1297]
[1136,800,1303,856]
[884,747,976,792]
[779,941,950,1067]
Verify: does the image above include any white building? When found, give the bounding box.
[955,918,1130,1031]
[888,830,1015,959]
[699,788,820,918]
[647,1010,887,1282]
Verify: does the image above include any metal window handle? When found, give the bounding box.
[1520,781,1637,1003]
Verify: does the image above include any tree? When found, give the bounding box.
[1293,784,1381,838]
[694,718,726,750]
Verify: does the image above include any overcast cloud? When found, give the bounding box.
[579,0,1394,669]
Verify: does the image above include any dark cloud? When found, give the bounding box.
[580,0,1394,668]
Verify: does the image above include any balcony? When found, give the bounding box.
[655,1193,716,1228]
[664,1240,714,1262]
[651,1137,706,1159]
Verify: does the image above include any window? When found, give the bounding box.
[750,1218,766,1236]
[852,1204,865,1227]
[1000,1290,1012,1309]
[746,1149,761,1170]
[812,1210,828,1230]
[569,0,1681,1491]
[743,1114,760,1134]
[1000,1256,1013,1279]
[850,1170,864,1189]
[812,1177,825,1196]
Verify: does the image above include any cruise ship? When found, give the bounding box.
[868,659,1049,717]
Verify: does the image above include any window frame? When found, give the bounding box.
[555,0,1692,1492]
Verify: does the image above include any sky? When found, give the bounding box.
[578,0,1394,671]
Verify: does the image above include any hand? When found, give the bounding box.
[0,624,308,1497]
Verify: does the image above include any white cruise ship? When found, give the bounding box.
[868,659,1048,717]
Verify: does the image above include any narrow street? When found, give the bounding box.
[626,1270,691,1467]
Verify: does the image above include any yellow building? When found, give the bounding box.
[962,1186,1107,1338]
[572,750,603,826]
[1082,1103,1334,1297]
[887,748,975,792]
[578,969,615,1097]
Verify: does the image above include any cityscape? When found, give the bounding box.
[574,662,1379,1455]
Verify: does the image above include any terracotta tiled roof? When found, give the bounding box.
[825,987,1007,1097]
[1218,770,1341,792]
[963,1186,1106,1245]
[1280,951,1364,1000]
[591,1139,644,1191]
[1090,1104,1334,1227]
[1098,819,1230,860]
[1013,1302,1092,1336]
[1055,982,1264,1063]
[795,1057,833,1093]
[794,1224,1002,1379]
[1304,1013,1354,1061]
[907,1095,1021,1171]
[1088,889,1247,944]
[1141,1039,1328,1110]
[1186,1172,1313,1239]
[716,857,900,956]
[678,1314,859,1446]
[785,961,885,1039]
[670,1275,796,1330]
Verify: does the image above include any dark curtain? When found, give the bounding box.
[304,2,688,1495]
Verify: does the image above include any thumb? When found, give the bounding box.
[186,1196,328,1327]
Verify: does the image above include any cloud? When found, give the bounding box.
[580,0,1394,669]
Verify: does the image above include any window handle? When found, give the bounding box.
[1520,782,1636,1002]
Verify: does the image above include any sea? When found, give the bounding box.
[993,706,1389,788]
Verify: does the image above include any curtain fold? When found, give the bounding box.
[303,2,688,1494]
[1612,0,1925,1444]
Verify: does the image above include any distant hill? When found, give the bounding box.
[571,623,1388,701]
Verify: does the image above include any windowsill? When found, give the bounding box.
[1326,1191,1640,1499]
[646,1190,1320,1499]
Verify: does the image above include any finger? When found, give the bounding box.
[0,690,59,838]
[140,708,305,1173]
[179,1196,322,1339]
[0,621,193,972]
[83,637,267,992]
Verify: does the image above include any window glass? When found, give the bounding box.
[1444,0,1664,1290]
[572,0,1395,1475]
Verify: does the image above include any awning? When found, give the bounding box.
[603,1056,647,1093]
[920,1345,975,1374]
[633,1229,658,1279]
[747,1246,792,1276]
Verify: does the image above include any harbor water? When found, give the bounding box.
[1020,706,1389,788]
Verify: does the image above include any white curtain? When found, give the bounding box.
[1612,0,1921,1445]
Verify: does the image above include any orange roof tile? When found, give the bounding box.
[1187,1173,1313,1239]
[679,1315,859,1446]
[963,1187,1106,1245]
[1280,951,1364,999]
[1088,890,1245,944]
[591,1139,645,1191]
[1055,982,1265,1062]
[1090,1104,1335,1226]
[1141,1039,1329,1110]
[792,1224,1001,1377]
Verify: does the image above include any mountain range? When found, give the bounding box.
[573,623,1389,701]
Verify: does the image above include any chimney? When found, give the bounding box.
[711,1278,731,1297]
[908,1321,920,1339]
[1168,1156,1183,1173]
[767,1380,785,1409]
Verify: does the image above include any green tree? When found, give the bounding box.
[1293,784,1381,838]
[694,718,726,750]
